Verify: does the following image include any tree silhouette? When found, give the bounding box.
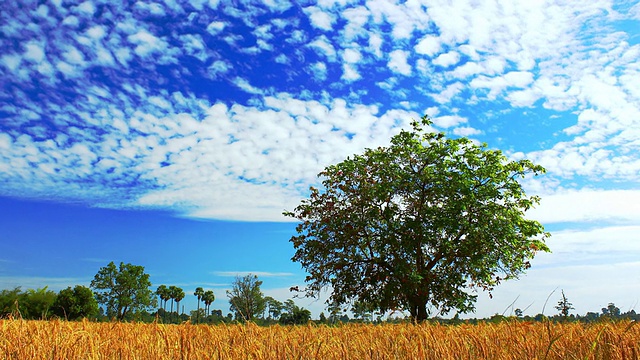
[555,290,574,319]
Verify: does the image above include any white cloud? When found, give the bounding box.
[341,6,370,41]
[341,63,361,81]
[368,33,383,58]
[23,42,45,63]
[342,48,362,63]
[232,77,264,95]
[309,62,327,81]
[432,51,460,68]
[1,54,22,72]
[528,189,640,224]
[630,3,640,19]
[415,35,441,57]
[305,6,335,31]
[308,35,337,60]
[452,126,482,137]
[208,60,231,78]
[430,82,464,104]
[504,71,534,88]
[432,114,467,128]
[387,50,411,76]
[127,29,167,57]
[75,1,95,16]
[0,276,88,292]
[206,21,226,35]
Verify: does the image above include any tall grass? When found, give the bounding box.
[1,318,638,359]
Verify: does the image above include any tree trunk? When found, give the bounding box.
[196,300,200,324]
[409,298,429,323]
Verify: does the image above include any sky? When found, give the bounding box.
[0,0,639,320]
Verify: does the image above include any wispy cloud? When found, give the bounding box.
[212,271,295,278]
[0,276,88,291]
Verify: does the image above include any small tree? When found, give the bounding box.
[602,303,621,318]
[514,308,524,318]
[90,261,156,321]
[227,274,266,322]
[53,285,99,320]
[285,116,550,322]
[554,290,574,319]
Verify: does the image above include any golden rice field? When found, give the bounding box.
[1,318,638,359]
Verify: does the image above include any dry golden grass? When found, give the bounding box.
[1,318,638,359]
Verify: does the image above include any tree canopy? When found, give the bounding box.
[285,116,550,322]
[52,285,99,320]
[227,274,266,322]
[90,261,156,320]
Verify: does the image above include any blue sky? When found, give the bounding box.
[1,0,639,319]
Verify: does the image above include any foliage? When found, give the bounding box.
[90,261,156,320]
[194,287,204,323]
[27,288,56,319]
[0,287,58,320]
[601,303,621,317]
[173,286,185,318]
[264,296,283,320]
[52,285,99,320]
[202,290,215,318]
[285,116,550,322]
[227,274,266,322]
[278,299,311,325]
[22,287,57,319]
[0,287,22,317]
[156,285,171,322]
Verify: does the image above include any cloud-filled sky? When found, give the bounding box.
[1,0,639,319]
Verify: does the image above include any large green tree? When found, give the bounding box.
[227,274,266,322]
[90,261,156,321]
[285,116,550,322]
[53,285,99,320]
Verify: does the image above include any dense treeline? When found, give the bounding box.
[1,284,638,325]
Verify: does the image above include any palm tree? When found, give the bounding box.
[156,285,170,322]
[168,285,178,322]
[203,290,215,321]
[174,287,185,322]
[194,287,204,324]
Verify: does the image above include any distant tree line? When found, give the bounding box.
[0,262,313,325]
[1,265,637,326]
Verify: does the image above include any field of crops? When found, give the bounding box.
[1,318,638,359]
